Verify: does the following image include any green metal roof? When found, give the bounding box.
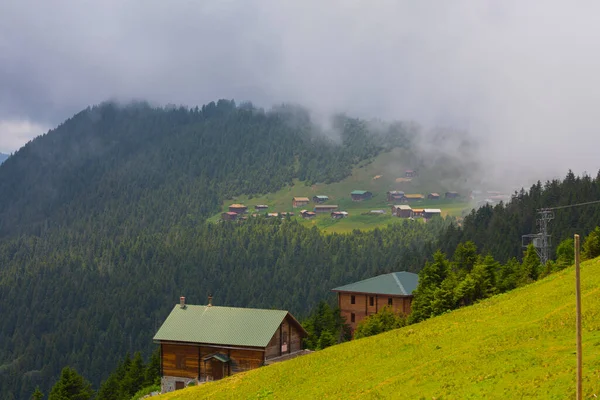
[153,305,292,348]
[315,195,329,199]
[351,190,369,195]
[331,272,419,296]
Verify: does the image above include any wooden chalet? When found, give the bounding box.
[445,191,459,199]
[312,195,329,204]
[427,193,440,200]
[228,204,248,214]
[412,208,424,218]
[314,205,338,213]
[300,210,316,219]
[154,297,308,392]
[254,205,269,211]
[292,197,310,208]
[332,272,418,333]
[331,211,348,219]
[423,208,442,219]
[221,212,238,221]
[392,205,412,218]
[387,190,405,202]
[350,190,372,201]
[403,194,424,202]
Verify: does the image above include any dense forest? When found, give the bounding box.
[2,101,600,399]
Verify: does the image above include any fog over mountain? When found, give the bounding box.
[1,1,599,187]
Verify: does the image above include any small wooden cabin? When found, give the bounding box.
[228,204,248,214]
[292,197,310,208]
[301,210,316,219]
[423,208,442,219]
[387,191,405,202]
[427,193,440,200]
[254,205,269,211]
[350,190,372,201]
[331,211,348,219]
[403,194,424,202]
[412,208,424,218]
[445,191,459,199]
[392,205,412,218]
[405,169,417,178]
[314,205,338,213]
[154,297,308,393]
[221,212,238,221]
[332,272,418,334]
[312,195,329,204]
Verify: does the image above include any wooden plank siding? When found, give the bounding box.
[161,343,200,379]
[264,316,304,360]
[337,292,413,333]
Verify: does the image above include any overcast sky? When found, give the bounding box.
[1,1,599,184]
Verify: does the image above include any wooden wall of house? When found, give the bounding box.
[161,342,265,380]
[337,292,413,333]
[162,343,200,379]
[264,316,305,360]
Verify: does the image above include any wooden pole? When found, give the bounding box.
[574,234,582,400]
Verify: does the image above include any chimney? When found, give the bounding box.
[180,296,186,309]
[208,294,213,307]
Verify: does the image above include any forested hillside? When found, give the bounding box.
[439,171,600,261]
[0,153,8,164]
[0,100,412,238]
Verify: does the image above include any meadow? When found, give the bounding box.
[158,257,600,399]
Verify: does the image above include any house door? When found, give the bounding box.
[175,381,185,390]
[211,359,224,380]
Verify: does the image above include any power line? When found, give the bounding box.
[542,198,600,211]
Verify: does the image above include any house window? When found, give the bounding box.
[369,296,374,306]
[350,295,356,304]
[282,332,288,352]
[351,313,355,323]
[388,297,393,306]
[175,354,186,370]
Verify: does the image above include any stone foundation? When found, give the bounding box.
[161,375,197,393]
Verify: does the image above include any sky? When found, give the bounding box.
[1,1,599,185]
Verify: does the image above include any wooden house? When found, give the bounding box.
[405,169,417,178]
[392,205,412,218]
[412,208,424,218]
[387,191,405,202]
[300,210,316,219]
[331,211,348,219]
[331,272,418,334]
[312,195,329,204]
[228,204,248,214]
[221,212,238,221]
[154,297,308,393]
[350,190,372,201]
[423,208,442,219]
[427,193,440,200]
[254,205,269,211]
[314,205,338,213]
[403,194,424,202]
[292,197,310,208]
[266,212,279,218]
[444,191,459,199]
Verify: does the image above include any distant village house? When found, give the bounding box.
[392,205,412,218]
[387,191,405,203]
[405,169,417,178]
[331,211,348,219]
[445,191,459,199]
[154,296,308,393]
[403,194,424,202]
[300,210,316,219]
[350,190,372,201]
[423,208,442,219]
[254,205,269,211]
[412,208,424,218]
[331,272,418,334]
[312,195,329,204]
[314,205,338,213]
[427,193,440,200]
[221,212,238,221]
[292,197,310,208]
[228,204,248,214]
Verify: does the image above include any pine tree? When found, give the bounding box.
[31,387,44,400]
[48,367,94,400]
[519,244,541,286]
[582,226,600,260]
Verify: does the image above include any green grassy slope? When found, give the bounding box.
[159,258,600,399]
[212,149,471,233]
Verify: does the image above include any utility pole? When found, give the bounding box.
[574,234,582,400]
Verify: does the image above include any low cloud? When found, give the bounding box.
[1,1,599,187]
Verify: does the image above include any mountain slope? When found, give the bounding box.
[161,257,600,399]
[0,153,8,164]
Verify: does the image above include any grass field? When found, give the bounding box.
[211,149,472,233]
[158,257,600,399]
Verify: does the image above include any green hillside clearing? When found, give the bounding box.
[212,149,471,233]
[159,258,600,399]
